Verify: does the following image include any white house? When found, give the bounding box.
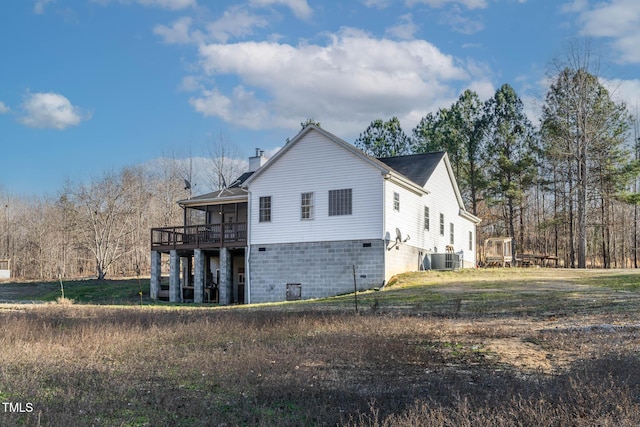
[149,125,480,304]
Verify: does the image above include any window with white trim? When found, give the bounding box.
[439,213,445,236]
[449,223,454,245]
[469,231,473,251]
[424,206,430,230]
[328,189,352,216]
[393,192,400,211]
[301,192,314,220]
[259,196,271,222]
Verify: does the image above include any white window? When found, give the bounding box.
[439,213,445,236]
[393,192,400,211]
[469,231,473,251]
[301,192,314,220]
[259,196,271,222]
[449,223,454,245]
[329,189,352,216]
[424,206,430,231]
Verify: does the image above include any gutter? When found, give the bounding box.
[383,172,429,196]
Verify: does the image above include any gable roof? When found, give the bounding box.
[381,151,479,223]
[377,152,445,187]
[242,124,428,196]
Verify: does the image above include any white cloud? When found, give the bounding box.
[179,75,204,92]
[406,0,489,10]
[386,14,419,40]
[570,0,640,63]
[249,0,312,19]
[33,0,54,14]
[91,0,196,10]
[206,7,270,43]
[441,7,484,34]
[189,28,483,136]
[0,102,9,114]
[154,17,196,44]
[154,8,269,45]
[603,78,640,109]
[362,0,392,8]
[20,92,90,130]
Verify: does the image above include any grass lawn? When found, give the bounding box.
[0,277,147,305]
[1,268,640,426]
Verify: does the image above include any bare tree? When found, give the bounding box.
[204,132,246,191]
[71,171,137,280]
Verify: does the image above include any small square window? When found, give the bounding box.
[329,189,352,216]
[286,283,302,301]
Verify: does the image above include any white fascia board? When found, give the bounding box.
[179,194,248,208]
[384,172,429,196]
[459,208,482,224]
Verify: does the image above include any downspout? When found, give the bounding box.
[382,174,388,285]
[245,191,251,305]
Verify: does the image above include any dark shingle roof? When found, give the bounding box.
[377,152,445,186]
[178,171,254,205]
[186,186,247,202]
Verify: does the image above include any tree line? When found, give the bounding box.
[2,47,639,281]
[0,132,249,281]
[355,49,639,268]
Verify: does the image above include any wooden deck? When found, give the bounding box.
[151,223,247,251]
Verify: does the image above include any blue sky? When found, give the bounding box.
[1,0,639,196]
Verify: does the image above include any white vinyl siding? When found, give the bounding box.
[423,158,477,265]
[249,131,383,244]
[383,156,478,266]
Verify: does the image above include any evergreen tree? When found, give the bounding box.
[355,117,411,157]
[482,84,538,259]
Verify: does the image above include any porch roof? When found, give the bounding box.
[178,187,248,208]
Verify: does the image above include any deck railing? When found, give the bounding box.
[151,223,247,250]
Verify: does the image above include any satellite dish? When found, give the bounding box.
[395,228,403,242]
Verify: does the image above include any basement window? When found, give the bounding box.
[286,283,302,301]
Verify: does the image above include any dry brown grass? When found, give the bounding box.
[1,269,640,426]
